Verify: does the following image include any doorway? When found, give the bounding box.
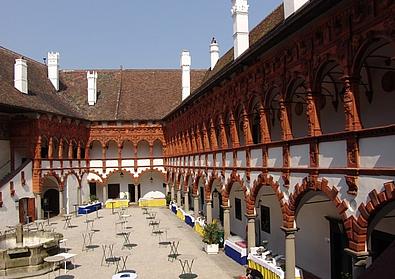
[108,184,120,199]
[18,198,35,224]
[129,184,135,202]
[43,189,59,215]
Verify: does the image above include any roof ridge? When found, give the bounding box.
[0,46,46,67]
[115,68,123,120]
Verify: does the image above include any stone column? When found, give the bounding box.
[103,184,108,202]
[35,193,42,220]
[184,193,189,212]
[193,196,199,218]
[134,185,139,202]
[59,190,64,216]
[176,189,182,206]
[77,186,81,205]
[223,206,231,240]
[171,185,175,201]
[165,183,170,195]
[206,201,213,224]
[281,227,298,279]
[344,249,369,279]
[247,214,256,250]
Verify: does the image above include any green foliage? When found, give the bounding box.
[202,222,223,245]
[341,272,352,279]
[166,194,171,205]
[90,195,97,202]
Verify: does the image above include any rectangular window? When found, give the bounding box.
[235,198,242,220]
[260,205,271,233]
[108,184,120,199]
[89,182,96,197]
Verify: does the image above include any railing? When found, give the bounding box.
[0,159,32,188]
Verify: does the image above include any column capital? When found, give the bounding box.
[281,226,299,235]
[245,213,256,220]
[221,205,230,211]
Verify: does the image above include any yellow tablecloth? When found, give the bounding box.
[194,222,205,237]
[138,199,166,207]
[105,199,129,209]
[248,256,302,279]
[176,209,185,221]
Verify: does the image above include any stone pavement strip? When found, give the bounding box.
[28,206,244,279]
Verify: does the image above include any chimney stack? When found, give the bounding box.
[14,58,28,94]
[231,0,249,59]
[284,0,309,18]
[181,50,191,101]
[87,71,98,106]
[47,52,60,91]
[210,38,219,70]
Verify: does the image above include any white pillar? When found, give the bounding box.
[103,184,108,202]
[87,71,98,106]
[231,0,249,59]
[206,201,213,224]
[181,50,191,101]
[194,196,199,218]
[47,52,59,91]
[281,227,298,279]
[184,192,189,211]
[210,38,219,70]
[14,58,28,94]
[35,193,42,220]
[223,206,230,240]
[171,185,175,201]
[135,185,139,202]
[176,190,182,207]
[59,190,64,216]
[247,215,256,249]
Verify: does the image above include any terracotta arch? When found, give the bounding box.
[204,171,222,202]
[81,170,104,184]
[176,172,184,191]
[183,172,193,193]
[41,171,62,191]
[248,173,286,217]
[222,171,248,207]
[192,171,206,196]
[284,177,348,229]
[63,170,81,187]
[344,181,395,252]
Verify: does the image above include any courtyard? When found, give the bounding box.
[16,206,244,279]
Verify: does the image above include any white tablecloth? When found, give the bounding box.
[224,239,247,257]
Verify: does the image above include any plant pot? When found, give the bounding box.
[204,243,219,255]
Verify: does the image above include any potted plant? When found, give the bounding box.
[202,221,223,254]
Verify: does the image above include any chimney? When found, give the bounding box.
[181,50,191,101]
[87,71,98,106]
[231,0,249,59]
[14,58,28,94]
[284,0,309,18]
[210,38,219,70]
[47,52,59,91]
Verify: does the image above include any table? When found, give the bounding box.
[105,199,129,210]
[167,237,181,262]
[247,253,303,279]
[85,219,95,231]
[55,252,77,274]
[78,202,102,215]
[138,198,166,207]
[224,239,248,265]
[63,214,73,229]
[44,255,64,277]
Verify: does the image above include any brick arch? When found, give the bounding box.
[204,171,222,202]
[136,168,166,185]
[222,171,248,207]
[41,171,62,191]
[81,170,104,184]
[63,170,81,187]
[345,181,395,252]
[248,173,286,217]
[183,172,193,193]
[104,169,135,184]
[192,170,206,196]
[176,172,184,191]
[284,177,348,229]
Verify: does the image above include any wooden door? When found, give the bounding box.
[28,198,36,222]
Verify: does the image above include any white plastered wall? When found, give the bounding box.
[229,182,247,240]
[64,174,79,214]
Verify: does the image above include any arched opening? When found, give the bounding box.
[89,140,102,160]
[366,200,395,267]
[355,38,395,128]
[229,181,247,240]
[295,191,351,279]
[137,140,150,158]
[287,78,308,138]
[316,60,345,133]
[265,88,282,141]
[52,138,59,159]
[106,170,134,200]
[40,136,49,158]
[138,170,166,198]
[121,140,134,167]
[153,139,163,157]
[211,179,223,225]
[225,112,233,148]
[42,176,60,215]
[106,140,118,160]
[254,186,284,252]
[215,116,223,149]
[71,140,78,159]
[64,173,79,214]
[62,139,69,159]
[249,98,261,144]
[235,105,245,146]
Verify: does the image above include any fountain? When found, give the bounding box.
[0,223,63,277]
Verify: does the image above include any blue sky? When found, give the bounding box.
[1,0,282,69]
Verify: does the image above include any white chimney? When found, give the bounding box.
[87,71,98,106]
[210,37,219,70]
[14,58,28,94]
[231,0,249,59]
[47,52,59,91]
[284,0,309,18]
[181,50,191,101]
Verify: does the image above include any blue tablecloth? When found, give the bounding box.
[185,215,195,227]
[225,243,247,265]
[171,204,177,214]
[78,202,102,215]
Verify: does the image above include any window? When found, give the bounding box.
[89,182,96,197]
[235,198,242,220]
[108,184,120,199]
[260,205,271,233]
